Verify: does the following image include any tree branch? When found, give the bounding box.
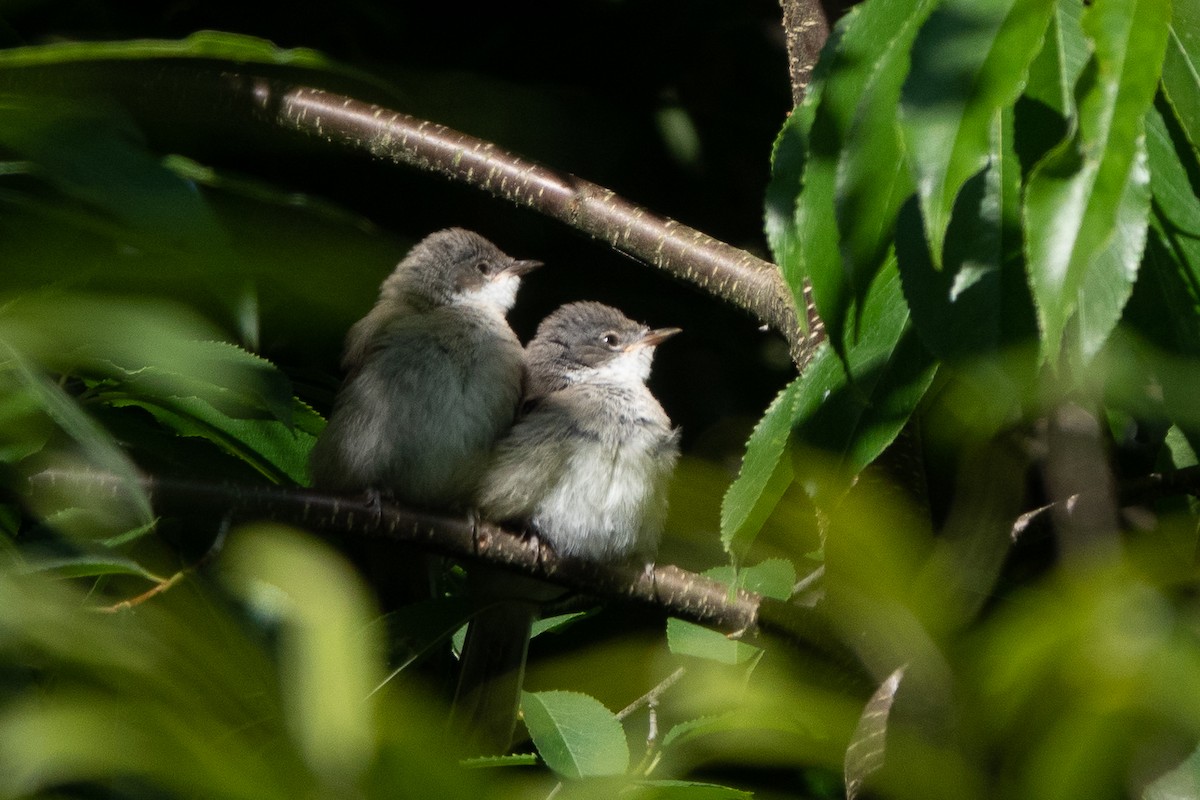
[2,61,822,367]
[234,75,819,366]
[30,467,860,677]
[778,0,832,106]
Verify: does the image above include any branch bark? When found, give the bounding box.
[1,62,823,367]
[30,467,861,679]
[229,74,820,367]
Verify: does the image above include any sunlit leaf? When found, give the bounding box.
[900,0,1054,265]
[791,261,939,499]
[521,690,630,779]
[666,618,760,665]
[1023,0,1089,116]
[1162,0,1200,157]
[720,379,800,559]
[792,0,928,356]
[704,559,797,601]
[833,0,937,336]
[1023,0,1169,364]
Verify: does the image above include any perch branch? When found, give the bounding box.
[30,467,860,678]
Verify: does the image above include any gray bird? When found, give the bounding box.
[452,300,680,753]
[308,227,541,508]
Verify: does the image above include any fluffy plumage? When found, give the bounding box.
[309,227,540,509]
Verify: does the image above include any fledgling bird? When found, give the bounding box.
[308,227,541,508]
[452,300,681,753]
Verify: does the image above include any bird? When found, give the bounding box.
[308,227,540,613]
[308,227,541,509]
[452,300,681,754]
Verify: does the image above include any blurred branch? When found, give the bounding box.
[30,467,861,678]
[1011,464,1200,541]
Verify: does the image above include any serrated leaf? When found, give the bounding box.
[107,395,319,485]
[900,0,1054,265]
[1162,0,1200,158]
[521,690,629,779]
[1023,0,1169,364]
[791,261,939,499]
[765,30,835,320]
[898,108,1037,360]
[624,780,753,800]
[20,552,163,582]
[461,752,539,769]
[665,618,760,665]
[704,559,797,601]
[834,0,933,317]
[720,379,801,558]
[793,0,924,357]
[1024,0,1089,115]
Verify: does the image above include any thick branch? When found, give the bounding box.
[778,0,832,106]
[4,61,823,367]
[228,75,818,366]
[30,468,858,676]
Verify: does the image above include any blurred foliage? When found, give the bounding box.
[1,0,1200,798]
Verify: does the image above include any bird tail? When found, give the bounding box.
[450,598,538,755]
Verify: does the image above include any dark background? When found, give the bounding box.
[2,0,798,464]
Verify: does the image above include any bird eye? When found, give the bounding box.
[475,260,491,274]
[601,332,620,348]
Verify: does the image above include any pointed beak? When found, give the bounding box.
[632,326,682,349]
[504,258,543,277]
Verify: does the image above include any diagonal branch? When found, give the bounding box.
[231,75,819,367]
[0,60,822,367]
[30,467,861,679]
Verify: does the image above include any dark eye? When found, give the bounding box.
[601,332,620,348]
[475,260,491,274]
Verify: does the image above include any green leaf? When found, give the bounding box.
[19,551,163,582]
[666,618,760,665]
[625,780,753,799]
[460,752,540,769]
[1144,107,1200,355]
[521,690,630,779]
[793,0,925,356]
[1023,0,1169,364]
[792,261,939,499]
[222,524,381,787]
[106,394,320,485]
[900,0,1055,265]
[0,31,332,69]
[1162,0,1200,158]
[834,0,937,314]
[1023,0,1089,119]
[704,559,797,601]
[898,108,1037,360]
[719,379,801,558]
[765,28,835,321]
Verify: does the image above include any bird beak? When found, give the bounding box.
[633,326,682,349]
[504,258,543,277]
